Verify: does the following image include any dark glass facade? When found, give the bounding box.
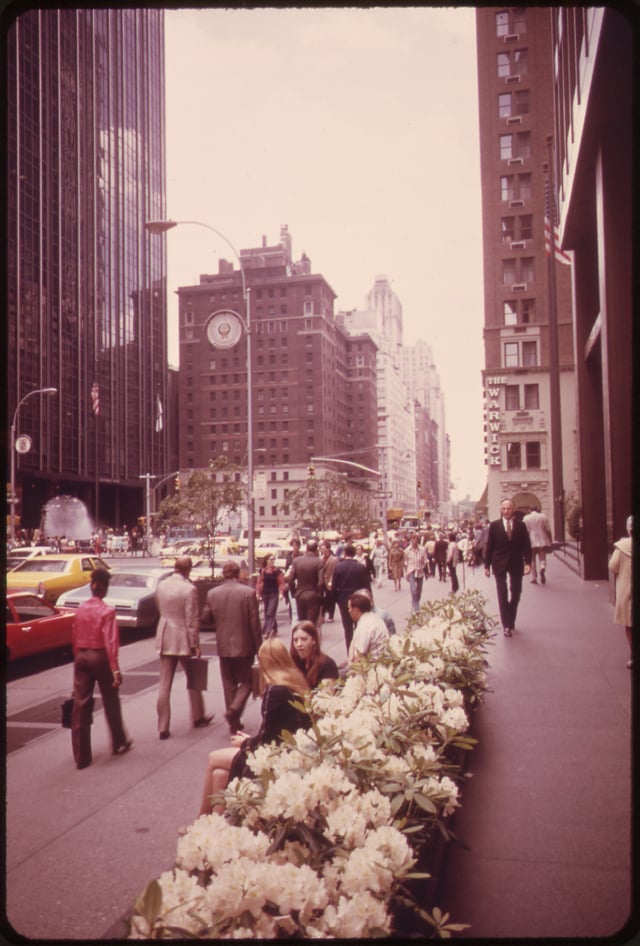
[7,8,172,531]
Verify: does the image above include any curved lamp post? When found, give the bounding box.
[145,218,255,577]
[9,386,58,545]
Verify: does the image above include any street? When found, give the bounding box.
[5,558,632,940]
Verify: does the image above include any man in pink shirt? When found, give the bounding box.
[71,568,132,769]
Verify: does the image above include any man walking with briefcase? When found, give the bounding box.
[155,556,213,739]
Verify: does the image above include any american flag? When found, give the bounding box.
[544,175,571,266]
[91,381,100,416]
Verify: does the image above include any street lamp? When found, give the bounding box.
[145,218,255,576]
[9,386,58,545]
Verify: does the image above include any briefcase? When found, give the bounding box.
[185,656,209,691]
[61,697,94,728]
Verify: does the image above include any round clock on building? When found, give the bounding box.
[205,309,243,349]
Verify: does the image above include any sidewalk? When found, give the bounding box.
[4,560,633,940]
[438,561,634,939]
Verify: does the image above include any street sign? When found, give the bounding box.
[373,491,393,499]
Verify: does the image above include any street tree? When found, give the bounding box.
[157,456,244,574]
[283,471,375,535]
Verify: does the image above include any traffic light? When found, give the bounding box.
[307,464,315,479]
[417,480,422,492]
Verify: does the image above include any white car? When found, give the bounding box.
[7,546,59,571]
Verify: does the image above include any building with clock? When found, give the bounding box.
[176,226,379,528]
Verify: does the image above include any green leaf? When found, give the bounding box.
[134,879,162,927]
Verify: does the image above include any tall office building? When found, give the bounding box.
[176,226,378,528]
[550,8,632,577]
[7,9,171,533]
[476,7,578,528]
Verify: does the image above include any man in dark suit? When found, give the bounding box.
[484,498,532,636]
[285,538,324,625]
[201,560,261,733]
[332,544,372,652]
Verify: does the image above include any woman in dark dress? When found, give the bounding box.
[290,620,339,688]
[197,638,310,816]
[256,554,285,638]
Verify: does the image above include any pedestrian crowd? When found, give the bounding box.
[66,501,633,821]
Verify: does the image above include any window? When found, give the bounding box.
[505,384,520,410]
[504,342,519,367]
[497,52,510,77]
[496,10,509,35]
[522,340,538,366]
[526,441,541,468]
[507,442,521,469]
[518,173,532,199]
[521,299,535,323]
[514,90,529,115]
[504,301,518,325]
[521,257,535,283]
[524,383,539,409]
[498,93,512,118]
[514,49,528,74]
[499,134,513,159]
[512,8,527,33]
[519,215,533,240]
[501,217,515,243]
[516,131,531,158]
[500,175,515,201]
[502,260,516,286]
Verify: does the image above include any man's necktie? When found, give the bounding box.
[506,520,512,540]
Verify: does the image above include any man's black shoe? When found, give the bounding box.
[159,731,170,740]
[193,715,214,728]
[113,740,133,755]
[540,569,546,584]
[504,627,512,637]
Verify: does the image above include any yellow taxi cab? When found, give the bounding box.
[6,554,110,604]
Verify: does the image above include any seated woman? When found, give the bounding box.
[290,620,340,688]
[197,638,310,817]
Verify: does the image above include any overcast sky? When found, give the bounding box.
[163,7,486,500]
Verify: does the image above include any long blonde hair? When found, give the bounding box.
[258,637,310,696]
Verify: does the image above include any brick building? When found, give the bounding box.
[176,226,378,528]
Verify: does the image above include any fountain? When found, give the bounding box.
[41,496,94,540]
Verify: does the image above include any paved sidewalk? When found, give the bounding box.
[438,561,634,939]
[4,559,633,940]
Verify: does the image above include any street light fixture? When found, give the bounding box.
[9,386,58,545]
[145,218,256,576]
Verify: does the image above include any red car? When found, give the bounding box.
[6,592,76,661]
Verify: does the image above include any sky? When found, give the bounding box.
[163,7,486,501]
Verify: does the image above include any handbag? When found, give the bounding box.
[185,656,209,691]
[61,697,94,728]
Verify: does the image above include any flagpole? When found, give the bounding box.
[544,135,565,542]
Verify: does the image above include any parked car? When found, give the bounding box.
[6,546,58,571]
[6,592,76,661]
[6,554,110,603]
[57,566,173,630]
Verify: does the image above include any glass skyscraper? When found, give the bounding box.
[7,8,171,532]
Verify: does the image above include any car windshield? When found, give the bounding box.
[14,559,68,573]
[109,574,154,589]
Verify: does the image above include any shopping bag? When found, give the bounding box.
[185,656,209,691]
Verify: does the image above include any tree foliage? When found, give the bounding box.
[283,472,376,534]
[156,456,244,565]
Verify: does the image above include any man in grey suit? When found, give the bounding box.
[155,556,213,739]
[285,538,324,625]
[201,559,261,734]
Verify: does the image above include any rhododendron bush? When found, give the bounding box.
[130,589,494,939]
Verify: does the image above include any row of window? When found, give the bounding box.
[503,257,534,285]
[504,299,534,324]
[501,215,533,242]
[500,172,532,201]
[498,89,529,118]
[507,441,540,469]
[496,9,527,37]
[497,49,528,77]
[504,382,539,410]
[500,131,530,160]
[504,339,537,367]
